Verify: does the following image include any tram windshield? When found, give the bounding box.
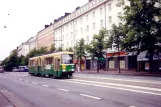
[61,54,73,64]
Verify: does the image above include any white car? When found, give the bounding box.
[12,67,19,72]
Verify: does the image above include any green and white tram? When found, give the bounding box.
[28,51,75,78]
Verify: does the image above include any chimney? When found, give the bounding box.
[64,12,70,17]
[75,6,80,10]
[45,25,49,28]
[54,19,58,23]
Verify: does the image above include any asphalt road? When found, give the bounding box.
[0,72,161,107]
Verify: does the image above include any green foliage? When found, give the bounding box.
[85,29,108,59]
[1,51,20,71]
[49,44,56,53]
[37,47,48,55]
[120,0,161,72]
[56,47,63,52]
[121,0,161,55]
[74,38,86,59]
[68,47,74,52]
[106,23,125,49]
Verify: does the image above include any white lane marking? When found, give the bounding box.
[4,91,8,93]
[76,76,161,84]
[80,94,102,100]
[31,82,38,85]
[25,81,29,83]
[6,106,14,107]
[58,88,69,92]
[69,79,161,92]
[18,79,22,81]
[14,78,17,80]
[60,80,161,96]
[129,106,136,107]
[42,85,50,88]
[7,93,12,95]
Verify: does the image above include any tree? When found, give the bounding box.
[56,47,63,52]
[85,29,108,73]
[68,47,74,52]
[1,51,20,71]
[74,38,86,71]
[49,44,56,53]
[106,23,125,73]
[121,0,161,72]
[37,47,48,55]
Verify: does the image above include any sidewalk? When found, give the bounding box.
[76,70,161,77]
[0,91,13,107]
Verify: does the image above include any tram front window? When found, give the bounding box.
[61,54,73,64]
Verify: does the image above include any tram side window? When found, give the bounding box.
[46,57,53,65]
[30,60,35,67]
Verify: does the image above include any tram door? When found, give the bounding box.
[54,58,60,76]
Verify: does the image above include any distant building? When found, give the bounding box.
[37,23,54,50]
[17,42,29,57]
[10,49,17,55]
[26,36,37,52]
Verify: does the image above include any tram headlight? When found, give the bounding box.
[62,65,66,69]
[62,69,66,72]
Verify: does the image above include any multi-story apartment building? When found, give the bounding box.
[27,36,37,52]
[53,0,132,70]
[37,23,54,50]
[54,0,128,49]
[17,42,29,57]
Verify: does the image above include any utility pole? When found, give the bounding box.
[118,44,121,74]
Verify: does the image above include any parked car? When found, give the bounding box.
[0,66,4,73]
[12,67,19,72]
[18,66,28,72]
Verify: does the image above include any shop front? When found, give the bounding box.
[106,52,129,71]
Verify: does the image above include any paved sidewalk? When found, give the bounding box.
[0,91,13,107]
[76,70,161,77]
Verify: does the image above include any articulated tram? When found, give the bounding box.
[28,51,75,78]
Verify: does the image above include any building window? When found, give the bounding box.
[75,20,77,27]
[100,8,103,15]
[66,25,68,30]
[76,30,78,36]
[71,22,72,28]
[86,25,89,32]
[67,42,68,47]
[100,20,103,28]
[71,41,72,46]
[108,3,111,11]
[93,11,95,18]
[81,28,83,34]
[62,27,64,32]
[80,18,83,24]
[87,36,89,43]
[108,16,112,24]
[71,32,73,38]
[86,15,88,21]
[62,35,64,40]
[93,23,96,30]
[67,33,68,38]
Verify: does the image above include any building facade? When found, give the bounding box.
[17,42,29,57]
[37,23,54,50]
[53,0,129,50]
[53,0,131,70]
[27,36,37,52]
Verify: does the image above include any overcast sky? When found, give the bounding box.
[0,0,87,61]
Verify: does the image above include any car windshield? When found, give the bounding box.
[61,54,73,64]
